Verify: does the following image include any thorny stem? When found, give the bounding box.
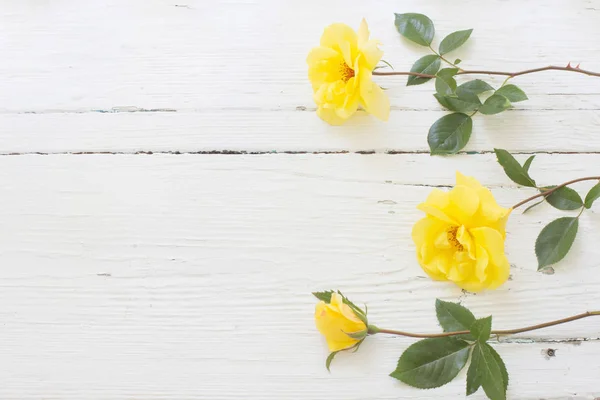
[372,65,600,79]
[369,311,600,339]
[511,176,600,210]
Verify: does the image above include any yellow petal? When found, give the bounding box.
[361,83,389,121]
[456,279,486,293]
[360,43,383,71]
[320,23,358,67]
[470,227,507,266]
[315,295,365,352]
[330,293,363,324]
[448,185,480,223]
[435,252,453,275]
[419,252,449,280]
[474,244,489,282]
[334,78,360,119]
[316,105,351,125]
[307,46,339,67]
[456,225,476,259]
[455,171,483,190]
[358,70,389,121]
[423,188,450,209]
[357,18,370,47]
[412,217,434,247]
[418,204,457,225]
[487,258,510,290]
[434,230,451,249]
[357,19,383,70]
[446,265,460,281]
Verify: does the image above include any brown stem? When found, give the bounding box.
[372,65,600,79]
[371,311,600,339]
[511,176,600,210]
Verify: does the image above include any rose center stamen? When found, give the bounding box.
[447,226,465,251]
[339,62,355,82]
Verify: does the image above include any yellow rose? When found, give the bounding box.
[307,19,390,125]
[412,172,512,292]
[315,292,367,352]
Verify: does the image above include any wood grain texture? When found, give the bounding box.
[2,1,600,398]
[1,154,599,399]
[1,0,600,152]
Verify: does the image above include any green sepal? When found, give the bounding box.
[344,329,368,340]
[312,291,334,302]
[325,351,339,371]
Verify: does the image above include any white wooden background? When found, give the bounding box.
[1,1,600,399]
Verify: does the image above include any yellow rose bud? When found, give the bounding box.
[307,19,390,125]
[412,172,512,292]
[315,292,367,352]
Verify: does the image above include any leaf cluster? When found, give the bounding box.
[395,13,528,155]
[390,300,508,400]
[494,149,600,270]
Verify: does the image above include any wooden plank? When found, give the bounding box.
[2,108,600,154]
[0,154,599,398]
[1,0,600,152]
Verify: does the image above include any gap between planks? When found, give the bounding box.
[3,150,600,156]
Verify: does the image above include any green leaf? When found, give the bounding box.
[479,94,511,115]
[523,155,535,173]
[434,93,454,110]
[407,55,441,86]
[493,148,536,187]
[487,344,509,393]
[454,58,462,65]
[390,337,470,389]
[535,217,579,270]
[466,348,483,396]
[435,68,459,96]
[312,291,333,303]
[325,351,339,371]
[428,113,473,155]
[350,338,365,353]
[543,186,583,211]
[470,316,492,343]
[434,93,480,113]
[456,79,494,96]
[444,91,481,113]
[584,182,600,208]
[435,299,476,334]
[394,13,435,46]
[467,343,508,400]
[495,84,528,102]
[439,29,473,55]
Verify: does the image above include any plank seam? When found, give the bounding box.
[2,150,600,156]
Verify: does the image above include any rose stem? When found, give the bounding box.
[368,311,600,338]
